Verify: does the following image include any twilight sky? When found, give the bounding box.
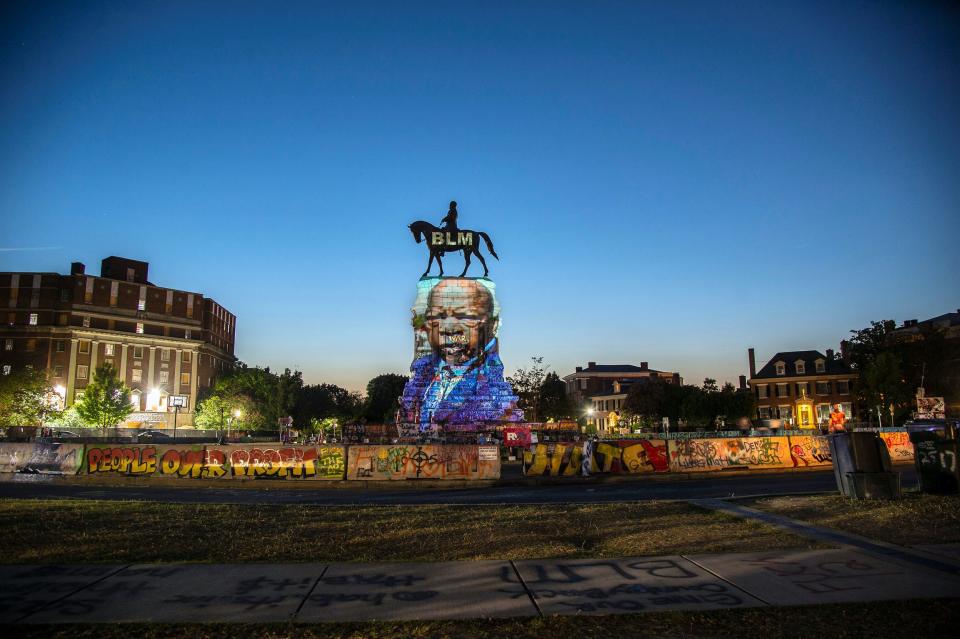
[2,0,958,393]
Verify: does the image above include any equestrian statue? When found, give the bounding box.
[408,200,499,278]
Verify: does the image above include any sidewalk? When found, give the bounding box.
[3,545,959,623]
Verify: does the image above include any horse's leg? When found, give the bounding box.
[423,252,435,278]
[459,249,471,277]
[474,248,489,277]
[437,253,445,276]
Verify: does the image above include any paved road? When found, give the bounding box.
[0,468,918,504]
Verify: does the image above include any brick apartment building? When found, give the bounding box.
[747,347,857,428]
[0,257,236,428]
[563,362,682,408]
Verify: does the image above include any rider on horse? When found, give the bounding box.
[440,200,458,233]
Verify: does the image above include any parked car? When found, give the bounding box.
[53,430,81,440]
[137,430,172,442]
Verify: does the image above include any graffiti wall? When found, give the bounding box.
[0,443,33,473]
[788,435,832,468]
[668,437,793,472]
[346,445,500,480]
[523,443,583,476]
[879,431,915,462]
[523,440,669,476]
[82,445,346,480]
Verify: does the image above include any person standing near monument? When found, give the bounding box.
[828,403,847,433]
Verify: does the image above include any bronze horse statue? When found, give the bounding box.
[408,220,499,278]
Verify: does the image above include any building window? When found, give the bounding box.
[796,382,808,397]
[182,351,192,363]
[758,406,771,419]
[28,313,38,326]
[180,372,191,386]
[775,362,785,376]
[835,380,850,395]
[815,381,831,395]
[776,383,789,397]
[756,384,768,399]
[2,365,10,375]
[137,299,146,311]
[104,343,115,356]
[841,402,853,418]
[815,360,826,373]
[53,365,63,378]
[136,322,144,334]
[159,370,169,384]
[185,329,192,339]
[78,340,90,354]
[160,349,170,362]
[126,267,135,283]
[132,369,142,383]
[25,338,36,352]
[77,365,88,379]
[579,378,588,390]
[59,313,68,326]
[779,406,792,420]
[795,361,805,375]
[82,316,91,328]
[55,340,65,352]
[60,289,70,302]
[817,404,831,423]
[3,339,11,351]
[74,389,84,402]
[133,346,143,359]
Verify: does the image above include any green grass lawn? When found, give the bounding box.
[9,600,958,638]
[745,493,960,546]
[0,499,826,563]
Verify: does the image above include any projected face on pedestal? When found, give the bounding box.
[425,279,495,366]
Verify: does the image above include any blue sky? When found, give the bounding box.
[2,0,958,392]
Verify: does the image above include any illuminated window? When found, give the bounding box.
[180,372,191,386]
[28,313,38,325]
[817,404,830,422]
[130,391,141,408]
[104,343,115,356]
[77,365,88,379]
[796,382,808,396]
[3,339,11,351]
[185,329,191,339]
[795,361,805,375]
[133,346,143,359]
[136,322,144,334]
[2,365,10,375]
[82,316,91,328]
[138,300,146,311]
[835,380,850,395]
[78,340,90,354]
[815,360,825,373]
[775,362,785,376]
[182,351,192,363]
[54,365,63,377]
[160,348,170,362]
[159,370,169,384]
[132,368,142,382]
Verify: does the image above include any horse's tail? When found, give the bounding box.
[478,232,499,260]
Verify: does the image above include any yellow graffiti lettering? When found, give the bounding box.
[431,231,444,245]
[457,232,472,245]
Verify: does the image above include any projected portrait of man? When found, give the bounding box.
[399,278,521,430]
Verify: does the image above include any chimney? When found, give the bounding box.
[640,361,648,370]
[748,348,756,378]
[826,348,834,360]
[587,361,596,369]
[575,366,582,373]
[70,262,85,276]
[840,340,850,363]
[739,375,747,390]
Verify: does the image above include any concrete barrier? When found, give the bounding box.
[523,439,669,476]
[668,437,793,472]
[0,443,33,473]
[346,444,500,480]
[81,444,347,480]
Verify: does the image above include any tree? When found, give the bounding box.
[199,364,301,430]
[194,393,256,436]
[862,351,912,425]
[294,383,356,426]
[507,357,548,422]
[623,378,667,423]
[73,364,133,431]
[0,367,54,429]
[539,372,573,420]
[363,374,409,422]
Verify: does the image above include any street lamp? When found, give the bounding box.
[229,409,242,442]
